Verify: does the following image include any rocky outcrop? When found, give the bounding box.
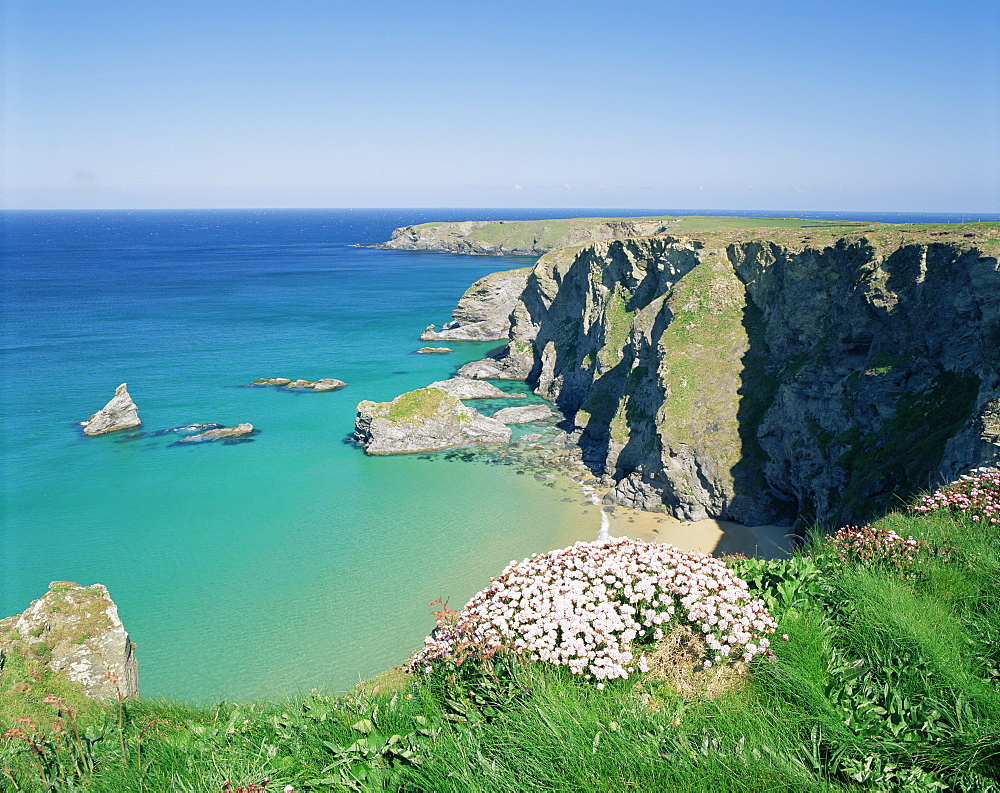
[427,377,524,400]
[417,346,452,354]
[250,378,346,391]
[178,423,254,442]
[82,384,141,436]
[375,216,678,257]
[421,267,531,341]
[447,224,1000,526]
[490,404,553,424]
[354,387,511,454]
[0,581,138,700]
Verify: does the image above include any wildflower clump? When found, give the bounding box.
[407,538,777,685]
[911,470,1000,524]
[832,525,920,567]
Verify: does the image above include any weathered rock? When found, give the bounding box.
[178,423,254,442]
[491,404,554,424]
[354,387,511,454]
[0,581,138,700]
[458,343,535,380]
[310,378,348,391]
[420,268,530,341]
[439,224,1000,526]
[249,377,346,391]
[427,377,510,399]
[82,384,141,436]
[416,347,453,354]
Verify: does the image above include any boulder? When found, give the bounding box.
[354,387,511,454]
[416,347,453,354]
[0,581,138,700]
[491,404,554,424]
[82,384,141,436]
[178,423,254,442]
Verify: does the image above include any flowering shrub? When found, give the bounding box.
[408,538,777,686]
[832,525,920,567]
[911,470,1000,524]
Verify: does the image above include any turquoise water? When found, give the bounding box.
[2,207,989,702]
[1,209,608,702]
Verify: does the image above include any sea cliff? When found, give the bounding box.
[425,222,1000,526]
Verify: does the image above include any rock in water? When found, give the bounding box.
[310,378,348,391]
[419,267,530,341]
[416,346,453,354]
[427,376,511,399]
[82,383,141,436]
[491,404,553,424]
[178,423,254,442]
[0,581,138,700]
[354,387,511,454]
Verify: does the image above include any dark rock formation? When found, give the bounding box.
[82,384,141,436]
[354,387,511,454]
[0,581,138,700]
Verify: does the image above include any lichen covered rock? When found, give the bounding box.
[354,387,511,454]
[0,581,138,700]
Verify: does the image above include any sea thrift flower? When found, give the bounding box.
[911,470,1000,524]
[407,538,777,683]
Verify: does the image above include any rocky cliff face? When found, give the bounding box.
[460,224,1000,526]
[375,216,677,256]
[0,582,139,700]
[421,267,531,341]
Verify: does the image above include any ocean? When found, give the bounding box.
[1,207,993,702]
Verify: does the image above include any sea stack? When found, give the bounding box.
[82,383,141,436]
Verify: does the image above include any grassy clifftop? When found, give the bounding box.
[376,215,888,257]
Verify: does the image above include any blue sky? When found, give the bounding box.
[2,0,998,211]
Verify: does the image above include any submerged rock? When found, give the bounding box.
[178,423,254,442]
[82,383,141,436]
[416,346,453,354]
[491,404,554,424]
[249,377,347,391]
[354,387,511,454]
[249,377,292,386]
[0,581,138,700]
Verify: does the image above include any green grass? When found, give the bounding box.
[4,495,999,790]
[382,387,452,422]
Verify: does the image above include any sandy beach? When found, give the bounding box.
[602,502,795,560]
